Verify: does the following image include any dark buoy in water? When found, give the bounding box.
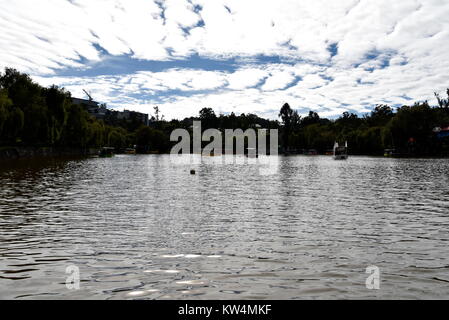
[190,169,196,175]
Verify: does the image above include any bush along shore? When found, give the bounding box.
[1,67,449,159]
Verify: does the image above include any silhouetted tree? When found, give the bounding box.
[279,103,296,152]
[199,107,217,129]
[301,111,321,127]
[435,89,449,108]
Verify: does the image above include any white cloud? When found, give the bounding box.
[261,71,296,91]
[293,74,328,90]
[2,0,449,120]
[227,68,268,90]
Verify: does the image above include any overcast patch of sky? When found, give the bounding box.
[1,0,449,120]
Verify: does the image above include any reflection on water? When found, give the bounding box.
[0,155,449,299]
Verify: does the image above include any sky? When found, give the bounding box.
[0,0,448,120]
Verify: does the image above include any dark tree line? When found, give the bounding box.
[0,68,277,153]
[279,99,449,156]
[2,68,449,156]
[0,68,167,152]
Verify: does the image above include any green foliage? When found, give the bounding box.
[2,67,449,157]
[88,120,105,148]
[135,126,169,152]
[280,100,449,156]
[0,68,128,150]
[4,107,24,142]
[107,127,127,149]
[0,89,12,138]
[44,85,71,144]
[61,104,89,147]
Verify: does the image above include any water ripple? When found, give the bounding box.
[0,155,449,299]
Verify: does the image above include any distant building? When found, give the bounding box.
[72,97,99,113]
[72,98,148,125]
[71,97,107,120]
[116,109,149,126]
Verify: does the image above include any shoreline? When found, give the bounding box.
[2,147,448,163]
[0,146,100,161]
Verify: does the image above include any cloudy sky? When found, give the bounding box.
[1,0,448,120]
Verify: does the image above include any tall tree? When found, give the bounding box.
[279,103,297,152]
[43,85,70,144]
[199,107,217,129]
[61,104,89,148]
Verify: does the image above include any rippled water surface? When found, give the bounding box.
[1,155,449,299]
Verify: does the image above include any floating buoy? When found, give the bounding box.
[190,169,196,175]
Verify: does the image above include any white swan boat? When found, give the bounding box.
[333,141,348,160]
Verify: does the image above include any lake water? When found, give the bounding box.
[0,155,449,300]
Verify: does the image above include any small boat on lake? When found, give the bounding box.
[124,148,136,155]
[99,147,115,158]
[384,148,399,157]
[333,141,348,160]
